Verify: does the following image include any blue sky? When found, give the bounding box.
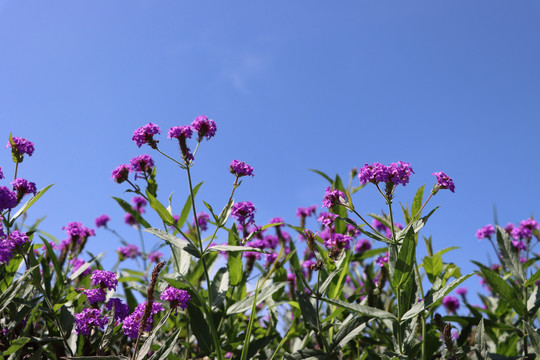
[1,1,539,305]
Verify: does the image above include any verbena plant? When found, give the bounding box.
[0,119,539,360]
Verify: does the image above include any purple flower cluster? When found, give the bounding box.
[0,230,29,264]
[129,154,155,176]
[69,258,91,277]
[11,178,37,201]
[442,295,460,313]
[476,224,495,240]
[131,196,147,213]
[192,115,217,141]
[90,270,118,291]
[508,219,539,240]
[432,171,455,193]
[230,160,254,177]
[74,308,108,336]
[117,244,140,259]
[358,161,414,187]
[0,186,17,212]
[324,233,352,250]
[7,137,35,157]
[132,123,161,148]
[317,212,338,227]
[322,186,346,209]
[105,298,130,323]
[194,212,210,231]
[84,288,106,304]
[111,164,130,183]
[168,125,193,140]
[355,238,372,253]
[148,251,163,263]
[231,201,256,226]
[122,301,165,338]
[160,286,191,314]
[296,205,317,218]
[94,214,110,228]
[61,222,95,250]
[0,166,3,180]
[376,252,389,266]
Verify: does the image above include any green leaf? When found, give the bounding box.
[319,269,341,296]
[40,236,64,285]
[401,274,473,320]
[330,316,368,352]
[113,197,151,228]
[398,272,417,320]
[392,227,416,289]
[145,228,200,258]
[147,328,181,360]
[146,190,175,225]
[0,265,40,312]
[176,182,203,229]
[64,357,129,360]
[227,224,243,286]
[1,337,30,356]
[227,282,287,315]
[475,318,488,360]
[284,349,327,360]
[309,169,333,184]
[527,285,540,315]
[480,267,526,316]
[339,217,393,245]
[59,304,75,335]
[524,321,540,355]
[320,298,397,321]
[10,184,54,224]
[210,267,229,308]
[241,280,260,360]
[207,245,265,253]
[496,225,526,284]
[188,304,212,353]
[297,291,318,330]
[524,268,540,288]
[217,198,235,227]
[423,255,443,283]
[411,185,425,219]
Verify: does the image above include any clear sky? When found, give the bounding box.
[1,1,539,305]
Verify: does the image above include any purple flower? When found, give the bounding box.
[231,201,256,226]
[129,154,155,176]
[105,298,130,322]
[7,137,35,157]
[229,160,254,177]
[90,270,118,291]
[122,301,165,338]
[132,123,161,148]
[94,214,110,228]
[355,238,372,253]
[0,166,3,180]
[11,178,36,201]
[74,308,108,336]
[324,233,352,250]
[322,186,346,209]
[111,164,130,183]
[376,252,389,266]
[168,125,193,140]
[148,251,163,263]
[131,196,147,214]
[0,238,15,264]
[69,258,91,277]
[358,161,414,186]
[264,253,278,268]
[160,287,191,314]
[83,288,107,304]
[456,287,467,296]
[194,212,210,231]
[62,222,95,244]
[118,244,140,259]
[432,172,455,193]
[476,224,495,240]
[8,230,28,247]
[442,295,460,314]
[124,213,137,226]
[191,115,217,141]
[317,212,338,227]
[269,217,284,226]
[512,240,526,251]
[296,205,317,218]
[0,186,17,212]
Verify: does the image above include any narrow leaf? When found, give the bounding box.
[10,184,54,224]
[496,225,526,284]
[113,197,151,228]
[147,328,181,360]
[176,182,203,229]
[321,298,397,320]
[145,228,200,258]
[297,291,318,329]
[146,190,175,225]
[227,282,287,315]
[136,309,172,360]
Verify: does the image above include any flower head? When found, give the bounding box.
[324,233,352,250]
[376,252,389,266]
[111,164,130,183]
[122,301,165,338]
[168,125,193,140]
[317,212,338,227]
[296,205,317,218]
[83,288,107,304]
[90,270,118,291]
[74,308,108,336]
[7,137,35,162]
[69,258,91,277]
[358,161,414,186]
[62,222,95,244]
[195,212,210,231]
[148,251,163,263]
[442,295,460,314]
[160,286,191,314]
[476,224,495,240]
[0,186,17,212]
[11,178,36,201]
[105,298,130,322]
[129,154,154,176]
[355,238,372,253]
[432,171,455,193]
[8,230,28,247]
[95,214,110,228]
[231,201,256,226]
[131,196,147,214]
[191,115,217,141]
[117,244,140,259]
[229,160,254,177]
[0,166,3,180]
[322,186,346,209]
[132,123,161,148]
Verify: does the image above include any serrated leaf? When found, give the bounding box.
[227,282,287,315]
[297,291,318,330]
[402,274,473,320]
[330,316,368,352]
[480,267,526,316]
[496,225,526,284]
[113,197,151,228]
[475,318,488,360]
[10,184,54,224]
[147,328,181,360]
[524,321,540,355]
[145,228,200,258]
[321,298,397,320]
